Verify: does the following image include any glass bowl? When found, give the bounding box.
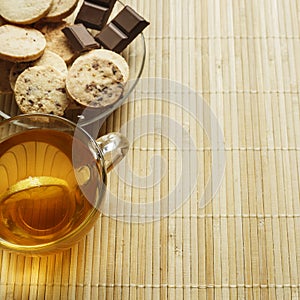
[0,0,146,127]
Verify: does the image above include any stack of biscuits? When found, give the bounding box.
[0,0,129,116]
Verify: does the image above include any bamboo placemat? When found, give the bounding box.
[1,0,300,299]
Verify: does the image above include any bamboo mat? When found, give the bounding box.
[1,0,300,299]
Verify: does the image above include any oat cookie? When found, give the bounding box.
[14,65,70,116]
[9,50,68,89]
[0,59,13,94]
[0,0,52,24]
[0,25,46,62]
[43,0,79,22]
[94,49,129,82]
[36,22,77,64]
[66,49,129,108]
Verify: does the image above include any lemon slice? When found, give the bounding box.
[0,176,69,203]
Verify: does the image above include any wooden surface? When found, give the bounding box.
[1,0,300,299]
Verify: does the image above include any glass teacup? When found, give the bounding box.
[0,114,128,254]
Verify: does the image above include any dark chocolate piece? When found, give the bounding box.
[94,23,128,53]
[95,5,149,53]
[62,24,99,52]
[75,0,116,30]
[112,5,149,36]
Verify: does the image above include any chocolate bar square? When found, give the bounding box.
[95,23,128,53]
[62,23,99,52]
[112,5,148,36]
[75,1,109,30]
[95,5,149,53]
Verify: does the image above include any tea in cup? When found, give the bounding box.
[0,114,128,254]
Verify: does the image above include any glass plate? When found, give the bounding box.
[0,0,146,127]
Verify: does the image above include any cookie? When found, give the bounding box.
[0,59,14,94]
[14,65,70,116]
[66,49,129,108]
[36,22,77,64]
[0,25,46,62]
[9,50,68,89]
[43,0,79,22]
[92,49,130,82]
[0,0,52,24]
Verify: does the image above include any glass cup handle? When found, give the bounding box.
[96,132,129,173]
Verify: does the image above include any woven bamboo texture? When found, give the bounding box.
[1,0,300,299]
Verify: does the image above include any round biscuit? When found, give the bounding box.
[14,65,70,116]
[43,0,79,22]
[66,49,129,108]
[0,25,46,62]
[0,0,52,24]
[90,49,130,83]
[9,50,68,89]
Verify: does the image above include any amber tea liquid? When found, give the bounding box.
[0,129,103,248]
